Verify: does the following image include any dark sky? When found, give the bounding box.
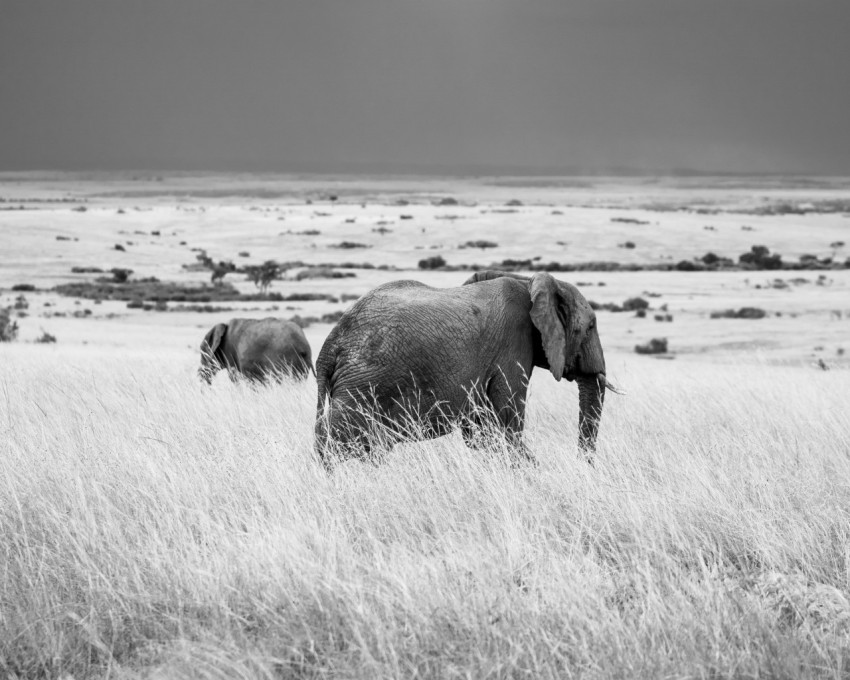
[2,0,849,174]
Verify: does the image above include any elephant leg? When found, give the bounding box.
[321,396,387,465]
[487,373,537,466]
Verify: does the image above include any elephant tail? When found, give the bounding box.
[313,351,336,469]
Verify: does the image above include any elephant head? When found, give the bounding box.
[465,270,609,457]
[199,322,227,384]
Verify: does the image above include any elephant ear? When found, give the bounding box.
[463,270,531,286]
[528,273,573,381]
[201,323,227,363]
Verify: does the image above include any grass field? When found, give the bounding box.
[2,173,850,677]
[2,346,849,678]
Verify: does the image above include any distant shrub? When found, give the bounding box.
[169,304,234,313]
[654,314,673,322]
[114,244,125,252]
[110,268,133,283]
[739,245,782,270]
[622,297,649,312]
[283,293,335,302]
[437,197,458,206]
[0,308,19,342]
[238,251,250,257]
[635,338,668,355]
[710,307,768,320]
[589,301,624,313]
[506,199,523,207]
[210,261,236,284]
[618,241,636,249]
[400,214,413,220]
[460,240,499,249]
[330,242,370,249]
[675,260,705,271]
[35,330,57,344]
[11,284,35,292]
[127,300,143,309]
[635,309,647,318]
[295,268,356,281]
[611,217,649,225]
[244,261,283,295]
[418,255,446,270]
[56,235,72,241]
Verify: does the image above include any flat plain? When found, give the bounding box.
[2,172,850,678]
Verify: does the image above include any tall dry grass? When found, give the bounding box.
[2,345,849,678]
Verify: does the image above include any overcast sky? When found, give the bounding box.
[2,0,849,174]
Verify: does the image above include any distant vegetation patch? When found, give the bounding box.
[295,268,356,281]
[418,256,447,270]
[743,200,850,215]
[459,240,499,250]
[0,307,19,342]
[53,280,341,305]
[11,284,36,292]
[635,338,669,355]
[330,242,371,249]
[281,229,321,236]
[611,217,649,225]
[622,297,649,312]
[710,308,768,320]
[739,245,782,270]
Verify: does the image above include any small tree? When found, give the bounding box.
[245,260,282,295]
[110,268,133,283]
[211,261,236,285]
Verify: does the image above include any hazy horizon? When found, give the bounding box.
[3,1,850,176]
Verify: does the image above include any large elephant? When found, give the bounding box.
[199,318,313,383]
[314,270,614,466]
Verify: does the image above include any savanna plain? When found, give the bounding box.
[2,173,850,678]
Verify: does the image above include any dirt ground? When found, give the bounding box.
[2,172,848,372]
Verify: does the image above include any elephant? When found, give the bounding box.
[199,318,314,383]
[314,270,616,467]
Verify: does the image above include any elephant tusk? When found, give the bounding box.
[602,376,626,395]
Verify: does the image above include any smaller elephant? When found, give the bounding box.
[199,318,313,383]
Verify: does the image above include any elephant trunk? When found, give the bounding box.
[577,373,605,462]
